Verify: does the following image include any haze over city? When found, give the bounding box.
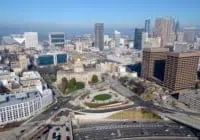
[0,0,200,37]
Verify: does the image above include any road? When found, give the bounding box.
[73,120,198,140]
[103,75,200,117]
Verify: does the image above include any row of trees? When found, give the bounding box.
[59,78,85,94]
[59,74,99,94]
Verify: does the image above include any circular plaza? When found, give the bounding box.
[71,88,134,110]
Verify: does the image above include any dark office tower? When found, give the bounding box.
[175,20,180,33]
[142,48,200,93]
[134,28,144,50]
[95,23,104,51]
[145,19,150,34]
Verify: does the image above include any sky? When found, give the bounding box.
[0,0,200,29]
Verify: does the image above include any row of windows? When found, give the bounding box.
[0,99,41,123]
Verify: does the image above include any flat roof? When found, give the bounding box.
[167,51,200,57]
[0,90,41,108]
[143,48,169,53]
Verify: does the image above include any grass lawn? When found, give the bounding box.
[94,94,112,101]
[85,101,119,108]
[107,108,161,120]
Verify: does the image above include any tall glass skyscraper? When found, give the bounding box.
[134,28,144,50]
[95,23,104,51]
[145,19,150,34]
[175,20,180,33]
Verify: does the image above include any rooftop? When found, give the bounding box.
[143,48,169,53]
[0,90,41,108]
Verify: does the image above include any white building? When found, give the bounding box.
[24,32,39,49]
[0,89,53,125]
[176,32,184,42]
[0,71,44,94]
[142,32,161,48]
[75,42,83,53]
[173,42,188,52]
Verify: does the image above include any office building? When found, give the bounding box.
[24,32,38,49]
[142,48,200,92]
[155,17,174,47]
[49,32,65,48]
[175,20,180,41]
[175,20,180,33]
[173,42,188,52]
[183,27,196,43]
[95,23,104,51]
[142,32,161,48]
[34,52,68,67]
[19,54,28,71]
[134,28,144,50]
[114,30,121,48]
[145,19,150,34]
[0,89,53,125]
[176,32,184,42]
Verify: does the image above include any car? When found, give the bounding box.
[56,127,60,131]
[66,136,70,140]
[53,106,58,110]
[20,129,25,133]
[52,132,56,139]
[66,127,70,131]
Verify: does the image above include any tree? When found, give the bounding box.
[144,93,153,101]
[171,101,177,107]
[51,75,57,82]
[69,78,76,91]
[76,82,85,89]
[59,77,68,93]
[91,74,99,83]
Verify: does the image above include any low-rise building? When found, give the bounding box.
[34,52,68,67]
[0,71,44,93]
[179,89,200,112]
[0,89,53,125]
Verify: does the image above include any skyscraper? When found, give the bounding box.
[155,17,174,47]
[114,30,121,48]
[175,20,180,33]
[24,32,38,49]
[134,28,144,50]
[175,20,181,41]
[183,26,196,43]
[145,19,150,34]
[95,23,104,51]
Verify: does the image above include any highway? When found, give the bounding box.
[73,120,198,140]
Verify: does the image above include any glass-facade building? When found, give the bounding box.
[35,52,68,67]
[49,32,65,47]
[37,55,54,66]
[57,54,67,64]
[134,28,144,50]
